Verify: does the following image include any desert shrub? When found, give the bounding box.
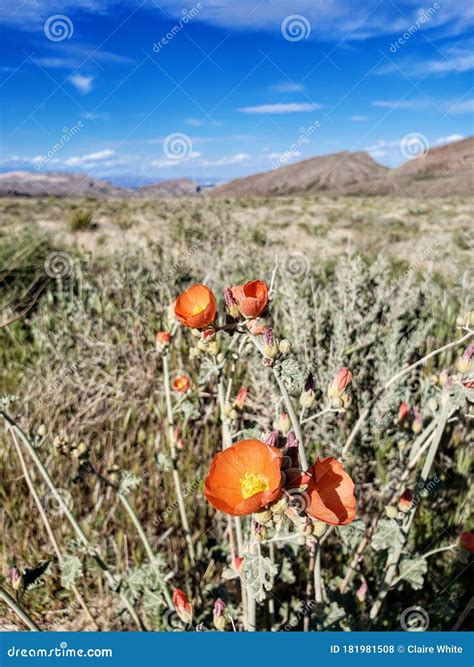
[69,209,94,231]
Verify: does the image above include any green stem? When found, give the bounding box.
[162,353,196,564]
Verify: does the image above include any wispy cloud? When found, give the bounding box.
[239,102,322,114]
[69,73,94,94]
[65,149,114,166]
[272,82,305,93]
[446,99,474,114]
[200,153,250,166]
[434,133,464,145]
[350,115,369,121]
[371,99,426,109]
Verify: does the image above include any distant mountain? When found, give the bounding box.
[211,150,388,197]
[211,137,473,198]
[0,171,125,198]
[134,178,197,197]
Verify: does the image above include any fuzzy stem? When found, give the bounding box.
[0,585,41,631]
[10,429,99,630]
[0,412,146,631]
[342,329,473,459]
[272,368,308,470]
[162,352,196,564]
[368,400,451,620]
[117,492,173,607]
[314,541,323,604]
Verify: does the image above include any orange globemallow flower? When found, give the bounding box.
[172,374,191,393]
[303,457,356,526]
[173,588,193,624]
[205,439,283,516]
[174,284,217,329]
[231,280,269,318]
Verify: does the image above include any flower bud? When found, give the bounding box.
[341,393,352,409]
[459,531,474,552]
[398,401,410,423]
[229,409,238,421]
[270,496,289,515]
[456,344,474,374]
[254,509,273,525]
[252,520,267,542]
[356,580,368,603]
[279,339,292,355]
[213,598,227,631]
[224,287,240,319]
[156,331,171,351]
[234,387,248,410]
[327,367,352,399]
[264,430,279,447]
[208,341,219,356]
[398,489,413,512]
[299,372,316,408]
[234,556,244,571]
[37,424,46,438]
[263,328,278,358]
[173,587,193,624]
[10,567,22,591]
[412,408,423,434]
[262,356,273,367]
[274,412,291,434]
[438,369,449,386]
[191,328,201,338]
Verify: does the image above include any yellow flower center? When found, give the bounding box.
[191,303,206,315]
[240,472,269,499]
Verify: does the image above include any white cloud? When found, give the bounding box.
[150,151,201,167]
[199,153,251,167]
[272,82,305,93]
[69,73,93,94]
[434,133,464,146]
[446,99,474,114]
[239,102,322,114]
[371,99,425,109]
[350,115,369,121]
[65,149,114,166]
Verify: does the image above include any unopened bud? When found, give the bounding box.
[37,424,46,437]
[173,588,193,625]
[10,567,22,591]
[213,598,227,631]
[385,505,398,519]
[412,408,423,434]
[312,520,326,538]
[208,341,219,356]
[274,412,291,433]
[270,496,289,515]
[279,339,292,355]
[299,372,316,408]
[224,287,240,319]
[341,393,352,409]
[254,509,273,525]
[263,329,278,358]
[327,367,352,399]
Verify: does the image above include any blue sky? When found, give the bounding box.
[0,0,473,185]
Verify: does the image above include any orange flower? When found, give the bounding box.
[174,284,217,329]
[172,374,191,393]
[398,489,413,509]
[459,531,474,552]
[155,331,171,351]
[231,280,268,318]
[173,587,193,624]
[302,457,356,526]
[205,439,283,516]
